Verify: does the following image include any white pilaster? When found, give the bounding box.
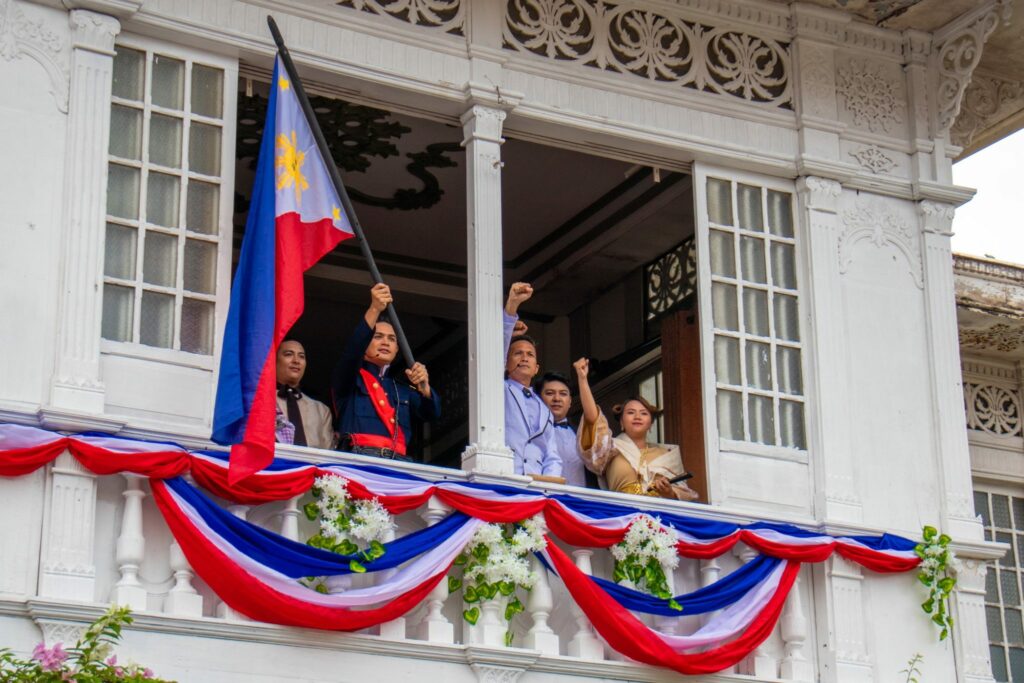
[920,201,983,540]
[48,8,120,415]
[39,452,97,601]
[109,474,147,610]
[797,177,863,523]
[460,96,515,475]
[953,558,998,682]
[814,556,872,683]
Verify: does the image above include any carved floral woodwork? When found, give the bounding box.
[836,59,905,134]
[336,0,464,35]
[964,382,1022,437]
[503,0,792,108]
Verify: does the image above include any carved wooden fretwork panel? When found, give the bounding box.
[951,72,1024,149]
[336,0,464,36]
[645,236,696,321]
[964,382,1022,437]
[503,0,792,108]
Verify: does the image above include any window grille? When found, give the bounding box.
[102,45,227,355]
[705,177,805,449]
[975,490,1024,681]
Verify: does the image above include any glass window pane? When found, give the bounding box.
[184,239,217,294]
[1014,497,1024,528]
[737,184,764,231]
[147,172,180,227]
[990,605,1006,642]
[1011,647,1024,680]
[140,290,174,348]
[109,105,142,160]
[707,178,733,226]
[143,231,177,287]
[104,224,137,280]
[101,284,134,342]
[712,283,739,331]
[189,123,222,176]
[774,294,800,342]
[714,335,741,386]
[1019,536,1024,568]
[148,114,182,168]
[710,229,735,277]
[743,288,769,337]
[995,495,1012,528]
[976,491,991,526]
[771,242,797,290]
[777,346,803,395]
[191,64,224,118]
[991,644,1008,681]
[989,568,1000,602]
[112,47,144,101]
[746,340,772,390]
[186,180,220,234]
[152,55,184,110]
[740,236,767,283]
[1008,610,1024,645]
[767,190,793,237]
[107,164,140,220]
[716,390,743,440]
[780,400,806,449]
[748,394,775,445]
[999,532,1016,567]
[181,298,214,355]
[1002,571,1021,604]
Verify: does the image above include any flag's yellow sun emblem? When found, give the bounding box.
[275,130,308,206]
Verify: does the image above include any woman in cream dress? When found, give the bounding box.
[572,358,698,501]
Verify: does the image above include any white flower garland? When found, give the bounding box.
[303,473,394,575]
[611,514,681,610]
[450,516,547,644]
[915,525,957,641]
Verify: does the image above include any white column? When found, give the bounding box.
[39,452,97,601]
[779,569,813,681]
[460,98,515,476]
[163,540,203,617]
[110,475,147,610]
[216,504,250,621]
[920,201,985,540]
[953,558,1000,682]
[797,177,862,524]
[47,9,120,415]
[417,496,454,643]
[736,545,777,678]
[566,549,604,660]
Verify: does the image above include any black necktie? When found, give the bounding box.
[522,387,533,398]
[277,384,307,447]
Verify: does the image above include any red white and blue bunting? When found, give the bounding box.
[0,423,920,675]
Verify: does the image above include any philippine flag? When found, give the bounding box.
[212,57,354,482]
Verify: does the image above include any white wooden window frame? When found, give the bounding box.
[101,33,238,372]
[693,163,812,494]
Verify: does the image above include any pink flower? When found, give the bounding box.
[143,669,154,679]
[106,655,118,666]
[31,642,68,671]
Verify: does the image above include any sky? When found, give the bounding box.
[951,128,1024,263]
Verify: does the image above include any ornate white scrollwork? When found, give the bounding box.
[0,0,69,112]
[645,237,696,321]
[951,72,1024,148]
[848,145,896,174]
[504,0,791,108]
[964,382,1022,437]
[836,60,905,134]
[839,206,922,288]
[338,0,464,35]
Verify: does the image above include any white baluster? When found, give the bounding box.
[699,557,734,673]
[377,525,407,640]
[567,549,604,659]
[524,519,558,654]
[468,595,509,647]
[654,561,679,636]
[110,475,147,610]
[217,505,250,621]
[417,497,454,643]
[163,540,203,617]
[780,570,813,681]
[279,495,301,541]
[736,544,776,678]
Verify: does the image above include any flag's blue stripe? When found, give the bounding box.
[211,60,280,446]
[165,477,469,578]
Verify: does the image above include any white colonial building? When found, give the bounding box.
[1,0,1023,680]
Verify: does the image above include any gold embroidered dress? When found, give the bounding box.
[578,412,697,501]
